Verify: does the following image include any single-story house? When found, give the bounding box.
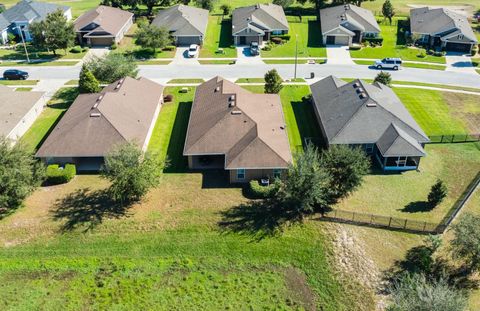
[232,3,289,46]
[73,5,133,47]
[36,77,164,171]
[310,76,430,172]
[183,77,292,183]
[0,85,45,142]
[319,4,380,46]
[152,4,208,46]
[0,0,71,44]
[410,7,478,53]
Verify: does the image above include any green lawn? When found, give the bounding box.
[199,15,236,58]
[20,88,79,152]
[167,79,204,84]
[362,0,479,16]
[350,18,446,64]
[118,24,176,59]
[198,59,235,64]
[0,44,87,61]
[0,80,38,85]
[393,88,479,135]
[15,87,33,91]
[336,143,480,223]
[261,16,326,58]
[0,60,79,66]
[354,60,446,70]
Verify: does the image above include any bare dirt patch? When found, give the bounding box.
[283,266,317,311]
[442,92,480,133]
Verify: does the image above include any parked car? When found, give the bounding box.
[250,41,259,56]
[187,44,199,58]
[374,58,402,70]
[3,69,29,80]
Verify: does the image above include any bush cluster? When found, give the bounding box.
[111,43,117,50]
[472,45,478,56]
[70,45,83,53]
[272,34,290,41]
[362,37,383,45]
[46,164,76,185]
[271,37,283,44]
[249,180,278,199]
[164,45,176,51]
[349,45,361,50]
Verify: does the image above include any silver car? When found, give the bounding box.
[374,58,402,70]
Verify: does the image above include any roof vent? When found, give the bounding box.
[356,88,364,94]
[229,101,236,107]
[90,112,101,117]
[96,95,103,102]
[255,4,260,9]
[344,4,349,10]
[366,102,376,107]
[231,110,242,115]
[359,93,368,99]
[229,94,235,101]
[214,86,220,92]
[280,125,286,130]
[353,82,360,88]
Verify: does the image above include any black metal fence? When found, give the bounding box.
[428,134,480,144]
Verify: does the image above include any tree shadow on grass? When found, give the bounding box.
[307,20,323,48]
[401,201,432,213]
[51,188,131,233]
[218,199,301,241]
[219,20,234,48]
[396,19,409,46]
[164,101,191,173]
[291,99,325,148]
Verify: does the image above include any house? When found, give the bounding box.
[152,4,208,46]
[36,77,164,171]
[319,4,380,46]
[183,77,292,183]
[410,7,478,53]
[73,5,133,47]
[310,76,430,172]
[232,3,289,46]
[0,0,71,44]
[0,85,45,142]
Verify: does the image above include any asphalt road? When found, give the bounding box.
[22,63,480,88]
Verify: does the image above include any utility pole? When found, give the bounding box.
[294,34,298,79]
[17,26,30,63]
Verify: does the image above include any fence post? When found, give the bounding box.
[370,214,374,224]
[423,221,427,232]
[441,135,444,143]
[352,212,355,221]
[388,217,392,227]
[404,219,408,229]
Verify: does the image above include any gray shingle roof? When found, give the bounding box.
[232,4,289,36]
[152,4,208,37]
[74,5,133,38]
[310,76,429,148]
[410,7,477,43]
[0,0,69,30]
[377,123,426,157]
[183,77,292,169]
[320,4,380,35]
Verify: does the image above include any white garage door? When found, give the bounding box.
[334,36,350,46]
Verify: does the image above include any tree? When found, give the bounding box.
[0,137,44,213]
[142,0,159,16]
[382,0,395,25]
[387,273,467,311]
[100,0,123,7]
[374,71,392,86]
[78,65,101,94]
[85,53,139,83]
[296,0,325,11]
[451,214,480,273]
[29,9,75,56]
[320,145,370,203]
[264,69,283,94]
[427,179,447,208]
[102,142,165,204]
[273,0,293,9]
[196,0,215,11]
[134,24,170,54]
[331,0,374,7]
[220,4,231,16]
[276,144,332,220]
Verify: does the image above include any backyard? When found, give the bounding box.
[199,15,236,58]
[349,18,446,64]
[261,16,326,58]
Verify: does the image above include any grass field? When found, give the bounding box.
[362,0,479,16]
[336,143,480,223]
[394,88,480,135]
[261,16,326,58]
[167,79,205,84]
[350,18,446,64]
[0,79,38,85]
[15,87,33,91]
[199,16,237,58]
[19,88,78,152]
[117,24,176,59]
[353,60,446,70]
[0,44,87,62]
[198,59,235,64]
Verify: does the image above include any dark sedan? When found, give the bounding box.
[3,69,29,80]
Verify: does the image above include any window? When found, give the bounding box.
[458,34,464,40]
[236,169,245,180]
[273,169,282,179]
[365,144,374,154]
[271,30,283,35]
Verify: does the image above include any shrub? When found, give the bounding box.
[111,43,117,50]
[164,94,173,102]
[349,45,361,50]
[427,179,447,208]
[271,37,282,44]
[417,49,427,58]
[273,34,290,41]
[164,45,176,51]
[471,45,478,57]
[362,37,383,45]
[249,180,278,199]
[262,45,272,51]
[70,45,82,53]
[82,47,89,52]
[433,51,445,57]
[46,164,76,185]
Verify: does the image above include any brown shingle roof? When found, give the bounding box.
[36,77,164,158]
[74,5,133,37]
[184,77,292,169]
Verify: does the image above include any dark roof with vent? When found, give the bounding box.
[152,4,208,37]
[232,3,289,36]
[310,76,429,156]
[36,77,163,158]
[320,4,380,35]
[183,77,292,169]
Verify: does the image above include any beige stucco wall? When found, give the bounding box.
[229,168,283,183]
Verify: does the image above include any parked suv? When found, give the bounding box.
[250,41,259,56]
[3,69,29,80]
[374,58,402,70]
[187,44,199,58]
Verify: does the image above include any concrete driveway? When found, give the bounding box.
[236,46,263,64]
[326,45,354,65]
[171,46,199,65]
[445,52,477,74]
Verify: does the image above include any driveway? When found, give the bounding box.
[326,45,354,65]
[236,46,263,65]
[171,46,199,65]
[83,47,110,62]
[445,52,477,74]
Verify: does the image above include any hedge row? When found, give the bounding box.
[46,164,76,185]
[249,180,278,199]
